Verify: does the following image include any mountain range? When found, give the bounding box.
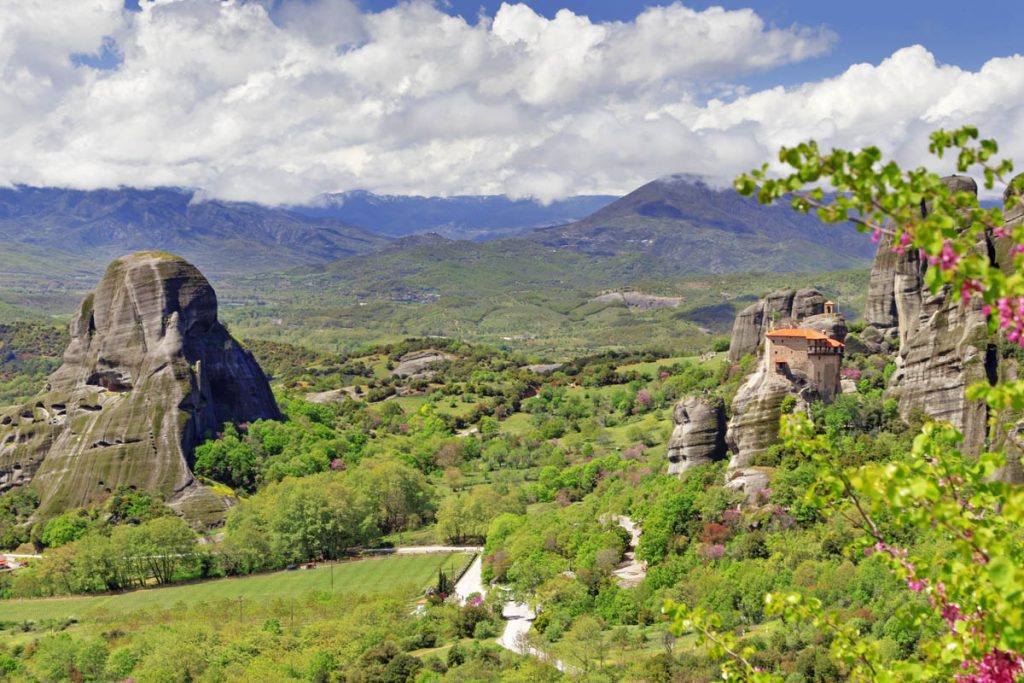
[0,187,387,277]
[0,177,875,300]
[290,191,616,240]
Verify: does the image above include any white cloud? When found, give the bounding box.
[0,1,1021,204]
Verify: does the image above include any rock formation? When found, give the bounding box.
[862,177,996,456]
[728,288,826,361]
[0,252,280,523]
[725,369,799,469]
[991,175,1024,482]
[697,174,1024,495]
[666,396,727,475]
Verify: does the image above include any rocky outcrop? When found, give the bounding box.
[391,351,453,380]
[728,288,826,361]
[0,252,279,523]
[725,468,771,502]
[666,396,727,475]
[862,177,995,456]
[991,176,1024,481]
[725,369,797,468]
[799,313,848,344]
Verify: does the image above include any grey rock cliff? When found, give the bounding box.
[991,175,1024,481]
[865,177,995,456]
[666,396,727,475]
[728,288,826,361]
[0,252,280,523]
[725,368,797,468]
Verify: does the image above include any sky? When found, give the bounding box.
[2,0,1023,204]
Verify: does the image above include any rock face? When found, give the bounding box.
[725,368,798,468]
[0,252,279,522]
[391,351,453,380]
[992,176,1024,482]
[862,177,996,456]
[666,396,727,475]
[799,313,848,344]
[728,288,826,361]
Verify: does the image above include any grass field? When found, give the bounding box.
[0,553,470,623]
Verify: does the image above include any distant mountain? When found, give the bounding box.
[0,187,389,276]
[521,175,876,273]
[290,190,617,240]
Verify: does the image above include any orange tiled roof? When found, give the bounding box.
[766,328,845,347]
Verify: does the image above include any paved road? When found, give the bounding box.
[363,545,483,555]
[453,554,484,604]
[497,600,570,672]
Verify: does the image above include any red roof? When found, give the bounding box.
[766,328,845,347]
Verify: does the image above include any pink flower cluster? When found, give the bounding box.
[699,544,726,561]
[891,231,912,255]
[957,649,1024,683]
[923,240,960,271]
[962,279,983,306]
[984,297,1024,347]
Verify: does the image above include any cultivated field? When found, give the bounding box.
[0,552,470,623]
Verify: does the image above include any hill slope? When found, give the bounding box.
[522,175,875,273]
[0,187,389,276]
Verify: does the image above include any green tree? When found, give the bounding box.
[40,511,90,548]
[134,516,198,585]
[560,615,608,673]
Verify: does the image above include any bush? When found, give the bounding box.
[472,619,498,639]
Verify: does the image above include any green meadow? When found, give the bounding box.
[0,553,469,623]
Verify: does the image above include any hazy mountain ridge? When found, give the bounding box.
[0,186,390,276]
[291,190,617,240]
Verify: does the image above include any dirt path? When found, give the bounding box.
[446,554,569,671]
[605,515,647,587]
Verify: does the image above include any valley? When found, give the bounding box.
[0,159,1021,682]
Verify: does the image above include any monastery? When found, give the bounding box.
[764,302,845,402]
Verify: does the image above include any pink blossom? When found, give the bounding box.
[961,279,983,305]
[699,544,727,561]
[891,231,912,255]
[938,241,960,271]
[989,296,1024,347]
[956,649,1024,683]
[636,389,653,408]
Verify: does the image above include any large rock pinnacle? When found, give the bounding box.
[666,396,727,475]
[0,252,280,523]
